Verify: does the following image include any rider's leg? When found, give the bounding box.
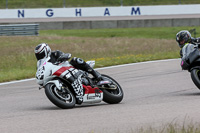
[70,57,102,80]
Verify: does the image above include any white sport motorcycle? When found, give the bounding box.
[36,57,124,109]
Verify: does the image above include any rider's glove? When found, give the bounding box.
[57,53,71,62]
[181,59,189,70]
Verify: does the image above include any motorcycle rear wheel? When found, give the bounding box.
[191,69,200,90]
[101,74,123,104]
[45,83,76,109]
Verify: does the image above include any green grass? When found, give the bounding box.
[40,27,198,39]
[1,0,200,9]
[0,26,198,82]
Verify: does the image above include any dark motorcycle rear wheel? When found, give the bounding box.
[45,83,76,109]
[191,69,200,90]
[101,74,123,104]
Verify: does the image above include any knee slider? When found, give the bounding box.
[76,58,85,65]
[70,57,86,69]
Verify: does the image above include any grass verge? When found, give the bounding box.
[0,26,198,82]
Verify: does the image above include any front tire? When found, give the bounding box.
[191,69,200,90]
[45,83,76,109]
[101,74,123,104]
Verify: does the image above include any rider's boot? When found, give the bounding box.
[88,69,113,88]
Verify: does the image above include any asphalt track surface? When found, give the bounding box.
[1,14,200,23]
[1,59,200,133]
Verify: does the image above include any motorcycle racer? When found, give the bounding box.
[34,43,123,107]
[34,43,104,83]
[176,30,200,70]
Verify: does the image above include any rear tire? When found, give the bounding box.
[191,69,200,90]
[101,74,123,104]
[45,83,76,109]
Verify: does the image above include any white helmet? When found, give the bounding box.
[35,43,51,60]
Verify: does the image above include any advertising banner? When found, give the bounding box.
[0,4,200,19]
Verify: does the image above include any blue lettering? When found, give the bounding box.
[104,8,110,16]
[76,9,82,16]
[18,10,24,18]
[131,7,141,15]
[46,9,54,17]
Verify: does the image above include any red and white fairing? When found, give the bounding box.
[36,57,73,86]
[36,58,103,104]
[83,85,103,103]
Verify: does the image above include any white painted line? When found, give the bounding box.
[0,58,180,86]
[0,78,35,86]
[96,58,180,70]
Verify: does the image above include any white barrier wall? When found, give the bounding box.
[0,4,200,19]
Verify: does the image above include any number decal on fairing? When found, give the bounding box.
[36,66,45,80]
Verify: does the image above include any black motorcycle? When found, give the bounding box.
[181,45,200,89]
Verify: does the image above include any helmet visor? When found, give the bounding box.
[178,40,186,48]
[35,50,46,60]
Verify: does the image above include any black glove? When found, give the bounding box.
[57,53,71,62]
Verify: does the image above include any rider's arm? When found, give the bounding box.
[50,50,64,63]
[52,50,64,59]
[51,50,71,63]
[57,53,72,62]
[54,50,71,61]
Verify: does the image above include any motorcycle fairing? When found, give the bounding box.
[187,48,200,64]
[82,85,103,103]
[181,48,200,71]
[71,75,84,104]
[51,65,104,104]
[52,66,74,77]
[52,66,84,104]
[36,58,53,86]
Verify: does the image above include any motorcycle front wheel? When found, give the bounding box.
[191,69,200,90]
[101,74,124,104]
[45,83,76,109]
